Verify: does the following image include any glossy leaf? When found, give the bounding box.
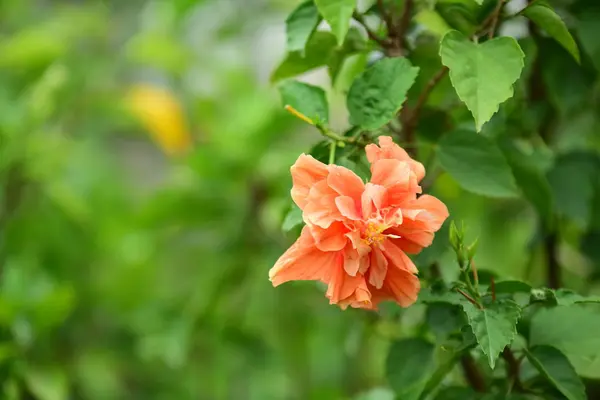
[271,32,338,82]
[440,30,525,131]
[347,57,419,129]
[521,2,580,63]
[314,0,356,46]
[462,298,521,369]
[278,80,329,123]
[285,1,321,53]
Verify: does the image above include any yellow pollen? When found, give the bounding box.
[362,222,387,246]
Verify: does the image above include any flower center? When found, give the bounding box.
[362,221,387,246]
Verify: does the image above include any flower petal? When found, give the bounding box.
[291,154,329,209]
[310,221,348,252]
[361,183,387,219]
[368,246,388,289]
[269,227,337,286]
[381,239,418,274]
[327,164,365,200]
[326,261,366,304]
[365,136,425,183]
[335,196,362,220]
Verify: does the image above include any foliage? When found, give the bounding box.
[0,0,599,399]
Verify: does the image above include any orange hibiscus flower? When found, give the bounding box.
[269,136,449,310]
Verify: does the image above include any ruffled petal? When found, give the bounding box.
[368,246,388,289]
[269,226,337,286]
[361,183,387,219]
[326,261,366,304]
[381,239,418,274]
[327,164,365,201]
[290,154,329,209]
[365,136,425,183]
[310,221,348,252]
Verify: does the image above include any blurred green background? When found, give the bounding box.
[0,0,599,399]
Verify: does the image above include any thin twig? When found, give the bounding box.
[411,66,449,124]
[456,289,482,309]
[352,12,390,47]
[488,0,507,39]
[377,0,395,35]
[395,0,413,54]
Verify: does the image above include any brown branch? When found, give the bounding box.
[460,354,487,392]
[488,0,507,39]
[470,259,479,287]
[377,0,395,36]
[395,0,413,55]
[456,289,482,309]
[399,66,449,158]
[502,348,524,392]
[412,67,449,124]
[352,12,391,48]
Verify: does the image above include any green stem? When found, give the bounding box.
[329,141,336,164]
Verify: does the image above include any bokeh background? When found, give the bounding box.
[0,0,598,399]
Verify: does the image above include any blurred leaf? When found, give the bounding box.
[271,32,338,82]
[547,152,598,228]
[433,386,479,400]
[437,130,519,198]
[347,57,419,129]
[494,280,532,295]
[386,338,436,400]
[525,345,586,400]
[576,10,600,70]
[126,32,192,73]
[521,2,579,63]
[354,387,395,400]
[415,9,453,37]
[278,80,329,123]
[282,204,303,232]
[314,0,356,45]
[286,1,321,53]
[530,305,600,378]
[440,30,524,131]
[426,303,466,342]
[500,140,554,226]
[332,52,369,92]
[462,298,521,368]
[24,366,68,400]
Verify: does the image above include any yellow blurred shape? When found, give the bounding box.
[126,84,192,156]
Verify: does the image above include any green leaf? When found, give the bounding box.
[285,1,321,53]
[282,204,303,232]
[494,280,533,295]
[314,0,356,46]
[500,140,554,226]
[530,305,600,378]
[24,366,69,400]
[439,30,525,131]
[531,288,600,306]
[415,9,453,37]
[521,2,580,63]
[347,57,419,130]
[418,287,466,307]
[278,80,329,123]
[462,298,521,369]
[437,130,519,198]
[548,152,599,229]
[577,10,600,70]
[354,387,395,400]
[271,32,338,82]
[386,338,436,400]
[525,346,586,400]
[426,303,466,342]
